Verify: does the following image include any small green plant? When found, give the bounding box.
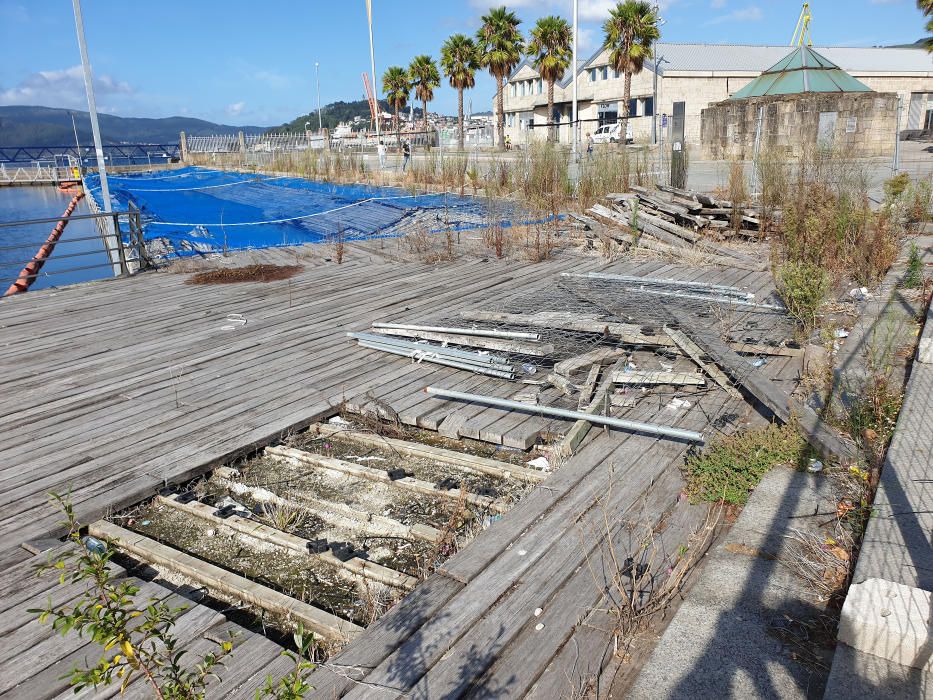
[903,242,923,289]
[683,423,806,505]
[883,172,910,201]
[777,261,831,334]
[845,374,903,469]
[30,494,234,698]
[257,624,317,699]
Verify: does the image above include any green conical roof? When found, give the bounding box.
[730,45,872,99]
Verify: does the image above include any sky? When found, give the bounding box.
[0,0,929,127]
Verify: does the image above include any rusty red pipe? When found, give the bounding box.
[4,192,85,297]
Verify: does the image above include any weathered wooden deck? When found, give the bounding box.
[0,241,799,697]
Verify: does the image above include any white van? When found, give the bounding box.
[591,122,633,145]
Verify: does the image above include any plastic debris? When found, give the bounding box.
[81,536,107,555]
[807,459,824,474]
[849,287,871,301]
[834,328,850,338]
[535,623,545,631]
[751,358,768,368]
[521,362,538,375]
[328,415,351,425]
[665,398,692,411]
[527,456,550,471]
[534,607,543,617]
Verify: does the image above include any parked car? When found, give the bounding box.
[591,122,633,145]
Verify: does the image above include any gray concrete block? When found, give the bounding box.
[823,644,933,699]
[838,578,933,671]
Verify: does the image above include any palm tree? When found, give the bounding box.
[409,55,441,133]
[441,34,480,151]
[382,66,410,147]
[477,6,523,150]
[526,15,573,143]
[602,1,660,146]
[920,0,933,51]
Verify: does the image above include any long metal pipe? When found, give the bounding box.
[568,272,753,299]
[371,322,539,340]
[425,387,705,443]
[358,342,514,378]
[348,332,510,366]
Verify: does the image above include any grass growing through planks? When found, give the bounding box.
[683,423,807,506]
[776,261,832,337]
[32,494,319,699]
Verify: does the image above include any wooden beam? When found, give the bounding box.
[664,326,743,399]
[668,309,858,462]
[157,495,418,590]
[89,520,363,642]
[309,423,546,483]
[611,370,705,386]
[265,446,510,513]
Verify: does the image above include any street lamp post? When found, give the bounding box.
[651,7,666,145]
[315,62,323,132]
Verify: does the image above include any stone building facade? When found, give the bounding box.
[498,43,933,150]
[700,92,899,159]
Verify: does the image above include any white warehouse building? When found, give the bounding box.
[498,42,933,148]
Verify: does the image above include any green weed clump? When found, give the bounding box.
[683,423,807,505]
[903,243,923,289]
[883,172,911,200]
[777,261,831,334]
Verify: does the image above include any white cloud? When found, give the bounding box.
[0,65,133,109]
[705,5,763,25]
[226,101,246,117]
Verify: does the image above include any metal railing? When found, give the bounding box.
[0,206,150,295]
[0,162,80,185]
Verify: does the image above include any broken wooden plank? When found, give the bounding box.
[668,308,858,462]
[577,364,602,410]
[546,373,578,397]
[88,521,363,642]
[458,310,670,346]
[554,347,628,377]
[664,326,743,399]
[611,370,705,386]
[556,360,621,458]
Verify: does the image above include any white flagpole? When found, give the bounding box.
[367,0,381,141]
[72,0,111,213]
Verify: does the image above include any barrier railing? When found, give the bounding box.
[0,207,150,296]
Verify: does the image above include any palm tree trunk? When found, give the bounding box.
[457,88,464,151]
[423,99,428,133]
[394,108,400,149]
[547,80,555,143]
[621,72,632,149]
[497,77,505,151]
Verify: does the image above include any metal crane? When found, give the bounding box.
[791,2,813,46]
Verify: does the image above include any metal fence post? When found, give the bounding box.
[893,96,902,175]
[112,213,129,275]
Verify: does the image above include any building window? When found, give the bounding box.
[598,102,618,127]
[537,79,543,94]
[613,68,620,79]
[642,97,654,117]
[589,68,597,82]
[508,113,515,127]
[628,98,638,117]
[601,67,608,81]
[552,106,562,124]
[510,83,516,98]
[520,81,526,97]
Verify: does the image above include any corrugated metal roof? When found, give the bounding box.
[730,46,872,98]
[653,42,932,74]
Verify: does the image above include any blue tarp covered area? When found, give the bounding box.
[84,167,509,258]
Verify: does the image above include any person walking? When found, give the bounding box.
[377,141,387,169]
[586,132,594,158]
[402,140,411,172]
